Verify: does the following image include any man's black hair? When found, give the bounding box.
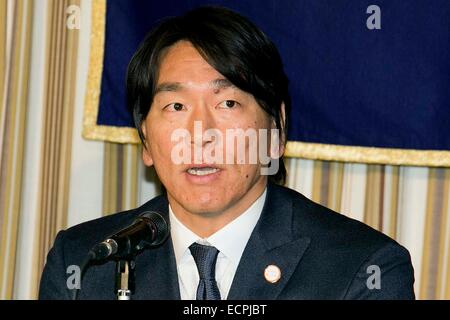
[127,6,291,184]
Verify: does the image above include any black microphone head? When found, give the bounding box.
[139,211,169,247]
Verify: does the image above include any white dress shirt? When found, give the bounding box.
[169,188,267,300]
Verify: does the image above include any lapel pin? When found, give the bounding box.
[264,265,281,284]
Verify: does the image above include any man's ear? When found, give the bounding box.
[271,102,286,158]
[280,102,286,147]
[141,123,154,167]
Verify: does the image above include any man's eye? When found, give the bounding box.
[218,100,239,109]
[164,102,185,111]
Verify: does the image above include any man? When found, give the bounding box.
[39,6,415,299]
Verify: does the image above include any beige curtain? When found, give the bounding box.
[34,0,80,295]
[0,0,33,300]
[0,0,80,299]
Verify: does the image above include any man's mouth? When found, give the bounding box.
[186,167,220,176]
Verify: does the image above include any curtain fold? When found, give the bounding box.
[0,0,33,300]
[102,142,140,215]
[33,0,80,297]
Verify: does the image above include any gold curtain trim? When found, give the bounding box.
[83,0,450,167]
[285,141,450,167]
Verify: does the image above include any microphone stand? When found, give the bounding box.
[74,211,168,300]
[115,259,136,300]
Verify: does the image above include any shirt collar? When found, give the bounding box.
[169,187,267,266]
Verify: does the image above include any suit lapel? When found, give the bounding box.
[227,183,311,300]
[134,235,181,299]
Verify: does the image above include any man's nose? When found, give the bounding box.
[188,105,217,147]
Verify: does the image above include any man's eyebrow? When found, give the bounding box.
[211,78,235,92]
[154,82,183,94]
[154,79,235,95]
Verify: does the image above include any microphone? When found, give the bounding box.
[89,211,169,261]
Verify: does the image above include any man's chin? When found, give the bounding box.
[183,203,227,217]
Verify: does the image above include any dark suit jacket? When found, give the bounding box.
[39,182,415,299]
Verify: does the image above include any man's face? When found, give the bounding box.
[142,41,279,219]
